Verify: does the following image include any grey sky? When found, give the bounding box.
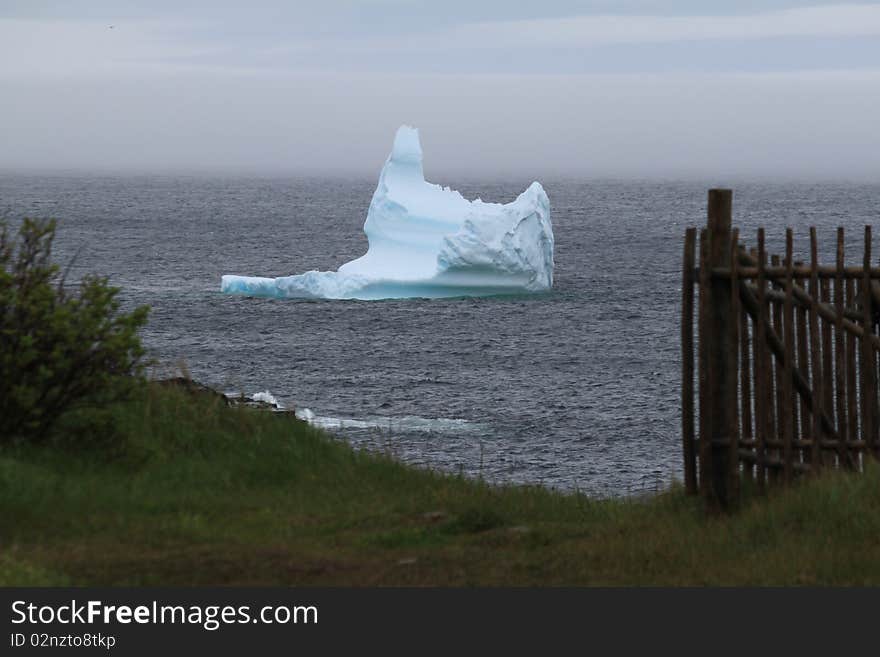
[2,1,879,179]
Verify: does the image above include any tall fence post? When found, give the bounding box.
[681,228,697,494]
[704,189,735,508]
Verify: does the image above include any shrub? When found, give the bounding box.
[0,218,149,443]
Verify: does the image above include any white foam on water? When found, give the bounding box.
[294,408,485,434]
[223,390,283,408]
[251,390,280,406]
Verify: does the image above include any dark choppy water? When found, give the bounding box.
[2,174,878,495]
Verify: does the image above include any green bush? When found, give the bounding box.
[0,218,149,443]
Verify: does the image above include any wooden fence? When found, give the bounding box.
[681,189,880,509]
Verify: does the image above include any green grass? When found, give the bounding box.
[2,382,880,585]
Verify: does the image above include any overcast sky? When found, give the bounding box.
[2,1,879,179]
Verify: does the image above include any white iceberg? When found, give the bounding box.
[221,125,553,300]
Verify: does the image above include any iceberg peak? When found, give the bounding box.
[390,125,422,165]
[221,125,554,300]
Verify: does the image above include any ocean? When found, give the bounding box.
[2,173,878,495]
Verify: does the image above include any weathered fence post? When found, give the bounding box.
[861,226,876,456]
[681,228,697,494]
[754,229,769,491]
[782,230,795,483]
[704,189,735,508]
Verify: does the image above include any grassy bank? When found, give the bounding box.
[2,383,880,586]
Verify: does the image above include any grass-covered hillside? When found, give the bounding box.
[2,381,880,586]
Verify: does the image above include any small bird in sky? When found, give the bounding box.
[109,25,114,29]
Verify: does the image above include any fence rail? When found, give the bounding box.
[682,189,880,509]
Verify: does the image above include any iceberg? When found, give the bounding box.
[221,125,553,300]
